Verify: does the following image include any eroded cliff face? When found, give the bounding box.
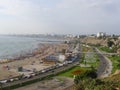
[80,37,120,54]
[117,48,120,54]
[80,37,108,46]
[80,37,120,47]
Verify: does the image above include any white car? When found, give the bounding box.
[23,75,31,79]
[0,80,7,84]
[31,73,36,76]
[58,63,64,66]
[10,79,14,82]
[41,70,46,73]
[26,75,31,78]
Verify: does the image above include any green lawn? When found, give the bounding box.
[92,54,100,67]
[58,66,89,78]
[108,55,120,73]
[99,46,115,53]
[82,46,92,52]
[80,53,100,68]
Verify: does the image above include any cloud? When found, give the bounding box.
[50,0,120,34]
[0,0,25,15]
[0,0,120,34]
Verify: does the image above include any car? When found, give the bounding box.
[26,75,32,78]
[22,74,32,79]
[38,70,43,73]
[31,73,36,76]
[68,61,73,64]
[55,65,60,68]
[10,79,14,82]
[58,63,64,66]
[0,80,8,84]
[14,78,19,81]
[51,70,54,73]
[49,66,55,70]
[63,61,68,65]
[41,70,46,73]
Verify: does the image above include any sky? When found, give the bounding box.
[0,0,120,35]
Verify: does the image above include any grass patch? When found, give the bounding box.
[80,53,100,68]
[82,46,92,52]
[90,54,100,67]
[58,66,90,78]
[108,55,120,73]
[99,46,114,53]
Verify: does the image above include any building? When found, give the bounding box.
[42,55,58,64]
[97,32,106,38]
[58,55,66,62]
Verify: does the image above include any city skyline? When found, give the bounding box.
[0,0,120,35]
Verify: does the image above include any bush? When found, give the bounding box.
[73,78,117,90]
[74,68,97,84]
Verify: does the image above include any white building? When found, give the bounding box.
[97,32,106,38]
[58,55,66,62]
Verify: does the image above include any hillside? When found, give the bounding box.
[71,74,120,90]
[80,37,108,46]
[80,37,120,47]
[105,73,120,84]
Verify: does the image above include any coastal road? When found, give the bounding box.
[95,48,112,78]
[1,59,80,89]
[1,42,81,89]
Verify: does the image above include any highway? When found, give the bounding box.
[2,42,109,89]
[95,48,112,78]
[1,43,81,89]
[1,60,80,89]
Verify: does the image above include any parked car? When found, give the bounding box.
[0,80,8,84]
[22,74,32,79]
[58,63,64,66]
[41,69,46,73]
[14,78,19,81]
[67,61,73,64]
[10,79,14,82]
[30,73,36,76]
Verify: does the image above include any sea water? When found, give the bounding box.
[0,35,64,59]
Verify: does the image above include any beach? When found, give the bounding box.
[0,43,68,80]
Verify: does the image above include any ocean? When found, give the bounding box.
[0,35,64,59]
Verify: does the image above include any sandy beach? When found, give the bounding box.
[0,43,68,80]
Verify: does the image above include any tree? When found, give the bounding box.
[87,66,97,78]
[74,68,97,85]
[73,78,116,90]
[18,67,23,72]
[117,64,120,69]
[0,83,3,90]
[107,40,114,47]
[61,49,66,54]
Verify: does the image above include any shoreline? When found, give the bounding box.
[0,42,61,64]
[0,35,65,61]
[0,42,68,80]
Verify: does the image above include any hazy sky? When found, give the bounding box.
[0,0,120,35]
